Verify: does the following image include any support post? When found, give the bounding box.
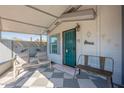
[0,31,1,40]
[40,34,42,47]
[122,5,124,85]
[0,17,2,39]
[11,40,14,58]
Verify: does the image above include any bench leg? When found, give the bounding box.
[13,69,19,79]
[79,69,81,75]
[111,77,113,88]
[13,68,16,79]
[73,69,77,79]
[73,67,79,79]
[49,59,52,69]
[107,77,113,88]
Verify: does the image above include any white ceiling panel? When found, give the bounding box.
[0,5,70,34]
[1,19,46,35]
[0,5,56,27]
[33,5,69,17]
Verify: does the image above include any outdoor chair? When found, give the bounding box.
[36,52,51,69]
[13,51,30,79]
[13,51,51,79]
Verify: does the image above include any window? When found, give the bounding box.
[42,35,47,42]
[49,34,60,54]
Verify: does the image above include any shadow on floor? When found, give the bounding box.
[1,64,109,88]
[4,68,36,88]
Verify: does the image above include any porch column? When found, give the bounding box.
[40,34,42,47]
[122,5,124,85]
[0,31,1,39]
[0,17,2,39]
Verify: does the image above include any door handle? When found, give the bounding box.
[66,49,68,53]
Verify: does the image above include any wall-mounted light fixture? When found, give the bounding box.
[47,30,51,35]
[75,23,80,32]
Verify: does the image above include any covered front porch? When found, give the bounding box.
[0,5,123,88]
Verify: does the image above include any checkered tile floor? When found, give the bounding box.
[0,64,108,88]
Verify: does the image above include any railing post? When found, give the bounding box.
[40,34,42,47]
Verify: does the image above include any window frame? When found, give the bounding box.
[49,33,60,54]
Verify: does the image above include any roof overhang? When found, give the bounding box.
[0,5,96,35]
[0,5,70,35]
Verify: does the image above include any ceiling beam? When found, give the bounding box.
[48,5,82,32]
[0,17,48,29]
[25,5,59,19]
[47,6,72,30]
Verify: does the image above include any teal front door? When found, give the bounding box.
[63,28,76,67]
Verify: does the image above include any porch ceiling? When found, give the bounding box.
[0,5,70,35]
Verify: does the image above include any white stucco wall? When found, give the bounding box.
[100,6,122,84]
[0,59,13,75]
[0,39,13,75]
[47,5,122,84]
[0,39,12,62]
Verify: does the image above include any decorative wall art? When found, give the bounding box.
[84,40,94,45]
[87,31,91,38]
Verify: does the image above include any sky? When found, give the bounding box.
[1,32,47,42]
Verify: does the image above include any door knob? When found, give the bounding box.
[66,49,68,53]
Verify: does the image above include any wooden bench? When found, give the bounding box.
[74,55,114,88]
